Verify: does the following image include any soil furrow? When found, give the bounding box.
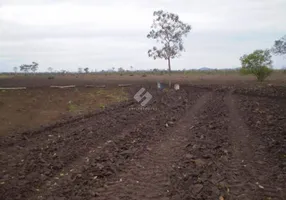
[223,93,285,199]
[91,93,211,200]
[234,95,286,199]
[31,89,206,200]
[224,93,259,198]
[169,92,231,200]
[0,100,159,199]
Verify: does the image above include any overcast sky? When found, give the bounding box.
[0,0,285,72]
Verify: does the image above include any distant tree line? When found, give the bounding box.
[20,62,39,74]
[12,62,39,75]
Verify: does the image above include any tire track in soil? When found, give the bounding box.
[29,117,154,200]
[29,88,204,200]
[28,91,167,199]
[168,92,230,200]
[237,95,286,184]
[92,93,211,200]
[0,99,162,200]
[224,93,285,199]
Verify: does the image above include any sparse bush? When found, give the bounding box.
[99,103,105,109]
[67,101,77,112]
[48,76,54,80]
[129,74,134,76]
[142,74,147,77]
[240,49,273,82]
[240,66,273,82]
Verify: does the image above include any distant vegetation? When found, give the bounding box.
[1,66,285,83]
[272,35,286,56]
[19,62,39,74]
[0,67,255,76]
[4,27,285,82]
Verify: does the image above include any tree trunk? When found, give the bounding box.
[167,57,171,87]
[168,57,171,75]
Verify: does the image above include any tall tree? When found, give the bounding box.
[147,10,191,74]
[272,35,286,56]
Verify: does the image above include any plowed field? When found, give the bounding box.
[1,84,285,200]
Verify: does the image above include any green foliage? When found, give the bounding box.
[99,103,105,109]
[240,66,273,81]
[240,49,273,81]
[67,101,78,112]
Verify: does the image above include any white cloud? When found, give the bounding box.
[0,0,286,72]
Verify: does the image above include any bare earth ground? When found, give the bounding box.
[0,87,128,135]
[0,76,286,200]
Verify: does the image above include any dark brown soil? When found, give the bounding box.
[0,83,285,200]
[169,91,286,200]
